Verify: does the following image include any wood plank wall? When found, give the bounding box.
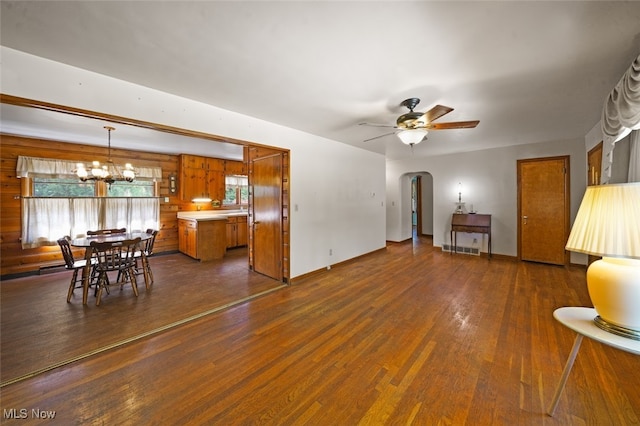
[0,134,236,277]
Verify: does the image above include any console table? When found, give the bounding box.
[547,307,640,416]
[450,213,491,258]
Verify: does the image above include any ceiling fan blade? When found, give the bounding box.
[359,122,396,128]
[363,131,397,142]
[421,105,454,123]
[423,120,480,130]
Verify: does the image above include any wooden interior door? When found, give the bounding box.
[588,142,603,186]
[252,154,283,281]
[518,156,569,265]
[415,176,423,236]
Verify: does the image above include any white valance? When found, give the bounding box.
[16,156,163,181]
[602,53,640,141]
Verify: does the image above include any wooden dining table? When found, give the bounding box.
[71,232,153,305]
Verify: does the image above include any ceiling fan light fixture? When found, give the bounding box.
[397,129,428,145]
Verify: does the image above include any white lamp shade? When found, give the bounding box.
[397,129,428,145]
[565,183,640,259]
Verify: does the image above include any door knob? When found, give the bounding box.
[523,215,528,224]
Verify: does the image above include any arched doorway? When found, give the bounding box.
[409,172,434,241]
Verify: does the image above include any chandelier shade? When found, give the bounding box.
[75,126,136,184]
[397,129,428,145]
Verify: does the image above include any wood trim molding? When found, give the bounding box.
[1,93,249,146]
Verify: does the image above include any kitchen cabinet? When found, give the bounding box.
[237,216,248,247]
[181,167,208,201]
[178,219,198,258]
[226,215,248,248]
[178,218,226,261]
[225,160,247,175]
[179,154,225,202]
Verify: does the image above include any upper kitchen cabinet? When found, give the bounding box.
[179,154,225,202]
[225,160,247,175]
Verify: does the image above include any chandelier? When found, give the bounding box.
[76,126,135,184]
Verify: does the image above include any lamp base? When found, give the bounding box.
[594,315,640,341]
[587,257,640,337]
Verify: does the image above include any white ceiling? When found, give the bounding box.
[1,1,640,161]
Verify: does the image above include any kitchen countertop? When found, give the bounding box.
[177,210,248,221]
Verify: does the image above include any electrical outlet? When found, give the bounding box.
[329,249,333,256]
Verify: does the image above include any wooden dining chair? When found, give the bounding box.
[87,228,127,236]
[135,229,159,288]
[90,237,141,306]
[57,236,97,303]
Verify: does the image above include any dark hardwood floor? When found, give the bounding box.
[0,247,284,385]
[1,237,639,424]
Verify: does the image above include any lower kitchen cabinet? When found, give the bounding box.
[178,218,226,261]
[226,216,248,248]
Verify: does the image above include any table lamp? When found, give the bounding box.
[565,182,640,340]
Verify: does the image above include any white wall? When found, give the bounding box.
[386,138,587,263]
[1,47,387,278]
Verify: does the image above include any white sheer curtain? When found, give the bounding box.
[101,198,159,232]
[21,197,159,248]
[71,198,101,238]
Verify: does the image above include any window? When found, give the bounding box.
[107,180,155,197]
[33,177,96,197]
[224,175,248,206]
[34,177,155,198]
[17,156,163,248]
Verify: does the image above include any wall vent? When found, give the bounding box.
[441,244,480,256]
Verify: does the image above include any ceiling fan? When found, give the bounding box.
[359,98,480,146]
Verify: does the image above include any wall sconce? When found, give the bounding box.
[169,173,177,194]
